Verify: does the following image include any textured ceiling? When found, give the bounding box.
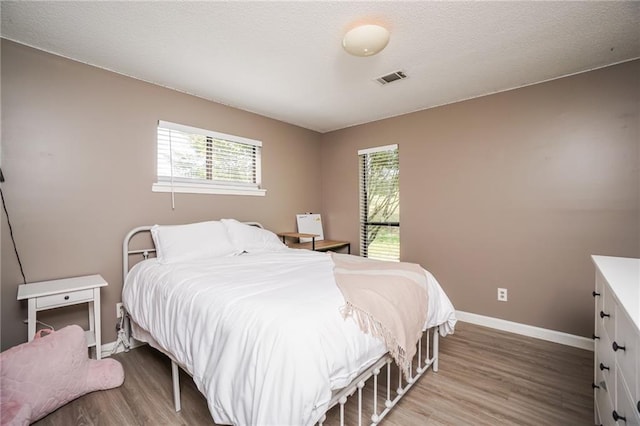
[1,1,639,133]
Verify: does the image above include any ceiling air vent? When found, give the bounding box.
[375,70,407,85]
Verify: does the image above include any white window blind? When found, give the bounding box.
[153,120,265,196]
[358,144,400,261]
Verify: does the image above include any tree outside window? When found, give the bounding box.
[359,145,399,261]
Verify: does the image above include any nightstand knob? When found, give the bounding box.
[592,382,600,389]
[612,341,626,352]
[600,311,610,319]
[64,295,70,300]
[592,291,600,297]
[599,363,610,371]
[593,334,600,340]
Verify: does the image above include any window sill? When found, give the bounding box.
[152,182,266,197]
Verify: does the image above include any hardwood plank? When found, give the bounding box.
[32,322,593,425]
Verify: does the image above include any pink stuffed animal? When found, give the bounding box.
[0,325,124,425]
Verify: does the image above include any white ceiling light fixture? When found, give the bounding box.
[342,24,390,57]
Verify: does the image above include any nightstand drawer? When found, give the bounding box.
[36,288,94,309]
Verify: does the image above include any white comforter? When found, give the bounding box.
[123,249,456,426]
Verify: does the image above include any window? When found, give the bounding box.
[358,144,399,261]
[152,120,265,196]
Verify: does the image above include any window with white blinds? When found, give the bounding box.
[152,121,265,196]
[358,144,400,261]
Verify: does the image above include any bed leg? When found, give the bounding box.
[433,327,439,372]
[357,380,365,426]
[171,360,182,412]
[371,367,380,424]
[417,335,422,373]
[385,359,392,409]
[339,396,347,426]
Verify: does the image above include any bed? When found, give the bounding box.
[122,219,456,425]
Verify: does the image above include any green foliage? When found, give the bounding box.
[361,148,400,259]
[158,129,257,184]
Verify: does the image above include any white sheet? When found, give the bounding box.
[122,249,456,426]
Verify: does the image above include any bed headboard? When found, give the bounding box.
[122,222,264,284]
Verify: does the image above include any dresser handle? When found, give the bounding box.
[612,410,626,422]
[600,311,610,319]
[592,383,600,389]
[64,295,70,300]
[592,291,600,297]
[599,363,610,371]
[612,341,626,352]
[593,334,600,340]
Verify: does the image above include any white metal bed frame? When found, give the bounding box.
[122,224,440,426]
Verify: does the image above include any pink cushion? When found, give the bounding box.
[0,325,124,425]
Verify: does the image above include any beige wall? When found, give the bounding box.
[320,60,640,338]
[2,39,638,351]
[0,40,322,350]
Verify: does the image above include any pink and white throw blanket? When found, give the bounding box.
[330,253,428,378]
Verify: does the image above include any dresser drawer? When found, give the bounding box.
[615,311,638,397]
[602,290,617,341]
[597,333,616,386]
[596,383,616,426]
[636,362,639,417]
[596,318,607,347]
[596,271,606,310]
[616,369,640,425]
[36,288,94,309]
[595,273,606,339]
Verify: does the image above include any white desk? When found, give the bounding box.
[277,232,351,253]
[17,274,108,359]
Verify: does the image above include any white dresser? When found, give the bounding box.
[592,255,640,425]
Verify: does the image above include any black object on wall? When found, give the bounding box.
[0,167,27,284]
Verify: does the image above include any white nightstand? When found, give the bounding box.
[17,274,108,359]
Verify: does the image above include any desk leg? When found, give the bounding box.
[27,298,36,342]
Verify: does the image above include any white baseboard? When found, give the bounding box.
[455,310,594,351]
[100,337,145,358]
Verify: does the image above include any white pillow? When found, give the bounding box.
[221,219,287,253]
[150,221,238,264]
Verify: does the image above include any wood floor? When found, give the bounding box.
[33,321,593,425]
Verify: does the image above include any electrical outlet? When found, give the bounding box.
[497,288,508,302]
[116,302,123,318]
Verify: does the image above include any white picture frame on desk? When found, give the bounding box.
[296,214,324,242]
